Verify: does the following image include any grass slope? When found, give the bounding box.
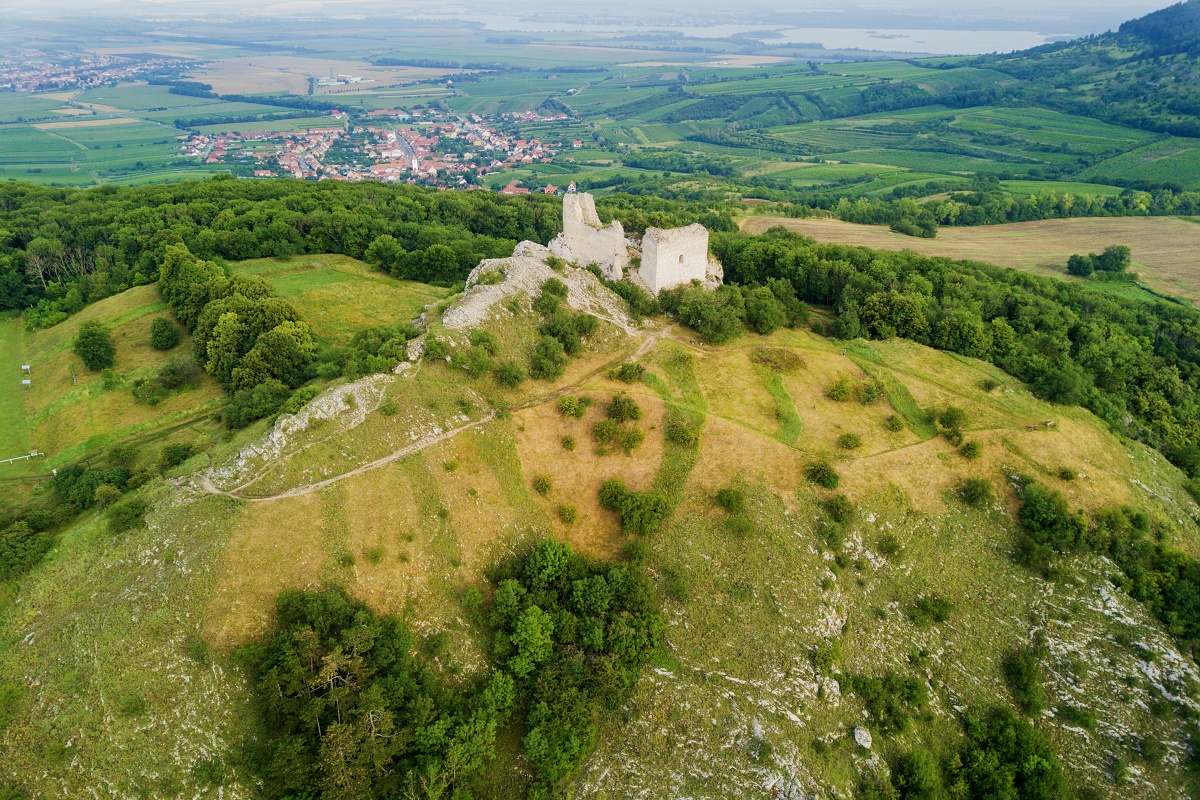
[1,261,1198,798]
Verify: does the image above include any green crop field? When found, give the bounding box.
[0,94,68,124]
[1082,137,1200,189]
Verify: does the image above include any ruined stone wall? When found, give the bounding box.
[639,223,709,294]
[548,192,629,280]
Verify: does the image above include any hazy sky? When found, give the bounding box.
[8,0,1180,33]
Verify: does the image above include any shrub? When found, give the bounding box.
[557,395,593,418]
[938,405,968,432]
[423,336,450,360]
[825,494,855,523]
[532,475,552,496]
[92,484,123,509]
[837,432,862,450]
[1058,467,1075,481]
[223,378,292,428]
[664,415,700,446]
[715,487,746,515]
[469,328,500,356]
[544,255,566,271]
[980,378,1000,392]
[659,283,746,343]
[73,321,115,371]
[828,375,884,404]
[884,414,905,432]
[592,419,645,455]
[959,478,994,507]
[909,595,954,626]
[159,442,196,470]
[749,347,803,373]
[661,567,691,603]
[598,478,669,535]
[561,435,576,451]
[1003,644,1047,714]
[529,335,567,380]
[845,672,929,733]
[1056,704,1096,729]
[878,534,902,557]
[744,285,787,335]
[607,393,642,422]
[557,505,577,524]
[281,385,319,415]
[959,440,982,459]
[107,498,148,533]
[827,377,853,402]
[495,360,525,388]
[610,362,645,383]
[806,462,840,489]
[149,317,181,351]
[541,277,569,299]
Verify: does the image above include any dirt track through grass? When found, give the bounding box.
[741,215,1200,305]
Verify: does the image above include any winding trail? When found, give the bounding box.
[192,324,674,503]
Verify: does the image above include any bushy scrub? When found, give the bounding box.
[806,462,840,489]
[73,321,115,370]
[557,395,593,418]
[599,478,670,535]
[149,317,181,351]
[715,487,746,515]
[1003,643,1048,715]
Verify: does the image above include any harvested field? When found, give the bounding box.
[741,215,1200,305]
[32,117,143,130]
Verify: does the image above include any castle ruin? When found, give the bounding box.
[548,191,721,295]
[639,223,710,295]
[548,192,629,280]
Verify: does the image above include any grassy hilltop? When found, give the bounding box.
[1,236,1199,799]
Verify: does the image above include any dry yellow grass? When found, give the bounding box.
[204,494,325,646]
[514,389,665,559]
[190,56,451,95]
[741,215,1200,304]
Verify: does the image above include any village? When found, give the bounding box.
[0,53,193,93]
[182,107,583,191]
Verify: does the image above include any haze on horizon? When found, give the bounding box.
[1,0,1182,37]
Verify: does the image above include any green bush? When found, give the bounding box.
[960,478,994,506]
[73,321,115,371]
[825,494,855,523]
[837,432,862,450]
[423,336,450,360]
[495,360,525,388]
[1003,644,1047,715]
[908,595,954,626]
[540,277,568,299]
[715,487,746,515]
[610,362,645,383]
[159,442,196,470]
[557,395,593,418]
[598,478,669,535]
[806,462,840,489]
[557,505,577,524]
[960,440,982,459]
[470,328,499,355]
[664,414,700,446]
[884,414,905,432]
[877,534,902,557]
[529,335,568,380]
[607,393,642,422]
[593,419,645,455]
[532,475,552,496]
[561,435,576,451]
[223,378,292,428]
[107,498,148,534]
[149,317,181,351]
[845,672,928,733]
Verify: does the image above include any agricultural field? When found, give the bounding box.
[741,215,1200,305]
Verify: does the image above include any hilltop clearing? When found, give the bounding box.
[740,215,1200,306]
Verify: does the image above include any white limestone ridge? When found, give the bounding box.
[442,241,638,334]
